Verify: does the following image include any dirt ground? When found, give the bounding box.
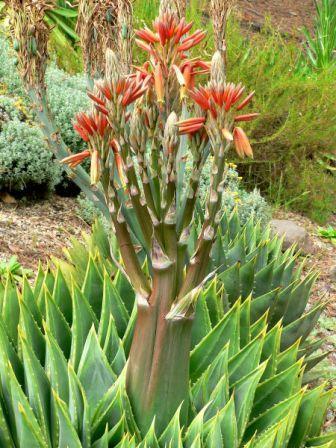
[237,0,316,35]
[0,196,89,270]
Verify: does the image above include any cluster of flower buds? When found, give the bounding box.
[134,13,209,106]
[61,111,111,185]
[189,80,258,157]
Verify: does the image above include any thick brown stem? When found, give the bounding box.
[126,265,193,435]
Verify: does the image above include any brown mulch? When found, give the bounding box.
[0,196,89,270]
[237,0,316,35]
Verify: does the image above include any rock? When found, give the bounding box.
[270,219,315,254]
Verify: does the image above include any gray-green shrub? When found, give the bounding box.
[0,120,61,193]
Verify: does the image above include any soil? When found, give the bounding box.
[0,196,89,270]
[237,0,316,35]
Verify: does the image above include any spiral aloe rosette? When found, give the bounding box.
[0,241,334,447]
[57,214,327,373]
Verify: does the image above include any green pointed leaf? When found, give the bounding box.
[190,301,240,382]
[240,257,256,299]
[45,290,71,358]
[2,277,20,346]
[100,273,129,340]
[219,263,240,305]
[239,296,251,348]
[20,334,51,446]
[113,270,135,315]
[184,406,207,447]
[22,277,42,329]
[289,384,327,448]
[19,298,45,365]
[268,282,297,326]
[252,360,303,418]
[52,268,72,324]
[205,413,224,447]
[44,326,69,404]
[122,302,137,356]
[245,390,303,441]
[68,365,91,448]
[250,312,268,340]
[308,389,335,438]
[306,434,336,447]
[77,327,115,410]
[159,405,183,447]
[253,260,275,297]
[191,346,229,413]
[250,289,279,324]
[0,401,14,447]
[91,381,124,439]
[233,363,267,441]
[260,323,281,380]
[82,256,104,317]
[52,392,82,448]
[283,273,317,326]
[138,420,159,448]
[70,285,98,370]
[9,364,48,447]
[192,290,212,348]
[277,339,300,373]
[229,333,264,385]
[281,303,325,350]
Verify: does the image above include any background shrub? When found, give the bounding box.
[225,22,336,222]
[0,34,24,96]
[46,66,89,153]
[0,119,61,195]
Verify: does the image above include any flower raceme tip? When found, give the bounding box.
[188,82,258,158]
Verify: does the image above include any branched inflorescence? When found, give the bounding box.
[62,9,259,305]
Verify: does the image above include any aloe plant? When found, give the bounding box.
[3,0,335,444]
[0,224,334,446]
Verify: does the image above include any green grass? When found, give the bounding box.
[318,226,336,244]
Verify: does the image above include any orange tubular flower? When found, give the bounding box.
[135,28,160,44]
[91,75,150,112]
[154,63,165,104]
[110,139,126,185]
[61,150,90,168]
[233,127,253,158]
[174,60,210,91]
[176,30,207,52]
[177,117,206,135]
